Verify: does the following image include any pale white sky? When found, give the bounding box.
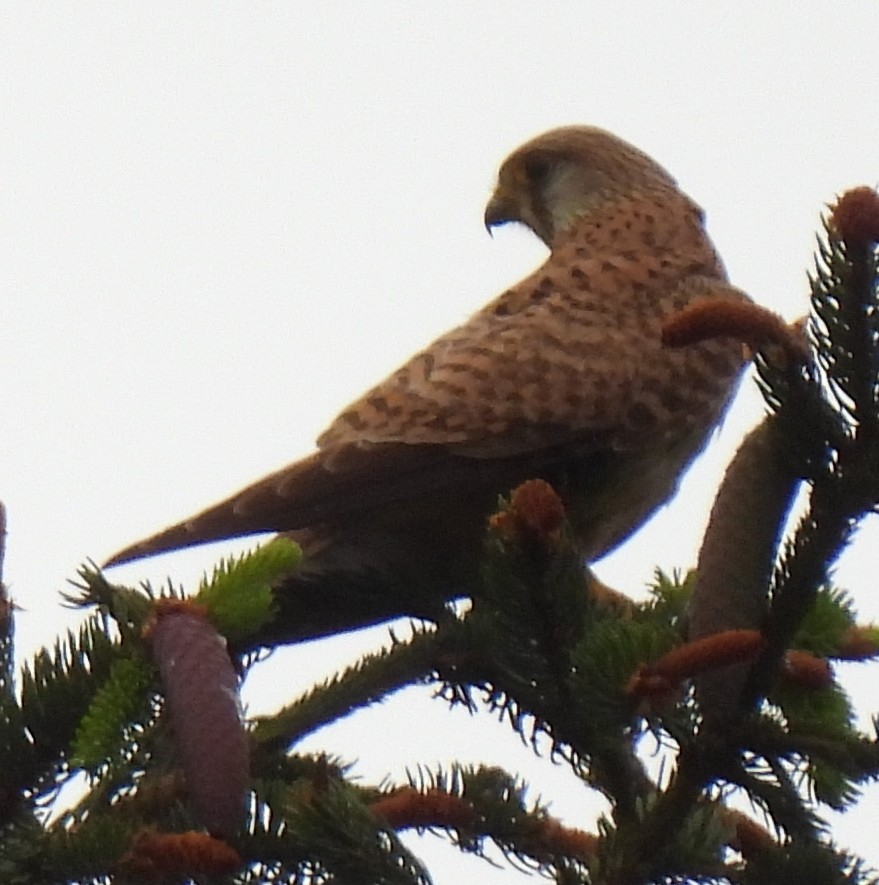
[2,5,878,882]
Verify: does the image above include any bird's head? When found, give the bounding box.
[484,126,680,247]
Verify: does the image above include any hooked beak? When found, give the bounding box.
[483,189,519,235]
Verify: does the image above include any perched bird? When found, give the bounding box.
[106,126,751,646]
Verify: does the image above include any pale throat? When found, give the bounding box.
[540,163,618,245]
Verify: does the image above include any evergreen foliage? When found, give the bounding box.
[1,192,878,882]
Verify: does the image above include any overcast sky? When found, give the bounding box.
[2,5,878,882]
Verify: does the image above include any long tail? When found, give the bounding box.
[102,455,330,567]
[104,502,273,567]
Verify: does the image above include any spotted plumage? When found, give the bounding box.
[106,126,751,646]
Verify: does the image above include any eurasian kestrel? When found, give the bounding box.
[106,126,751,646]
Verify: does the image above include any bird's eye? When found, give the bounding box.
[524,154,552,185]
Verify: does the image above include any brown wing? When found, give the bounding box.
[102,429,607,567]
[320,245,748,458]
[318,256,636,454]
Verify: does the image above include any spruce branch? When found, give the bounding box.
[6,193,879,884]
[251,625,443,754]
[745,202,879,712]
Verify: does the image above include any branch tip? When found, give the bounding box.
[830,186,879,246]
